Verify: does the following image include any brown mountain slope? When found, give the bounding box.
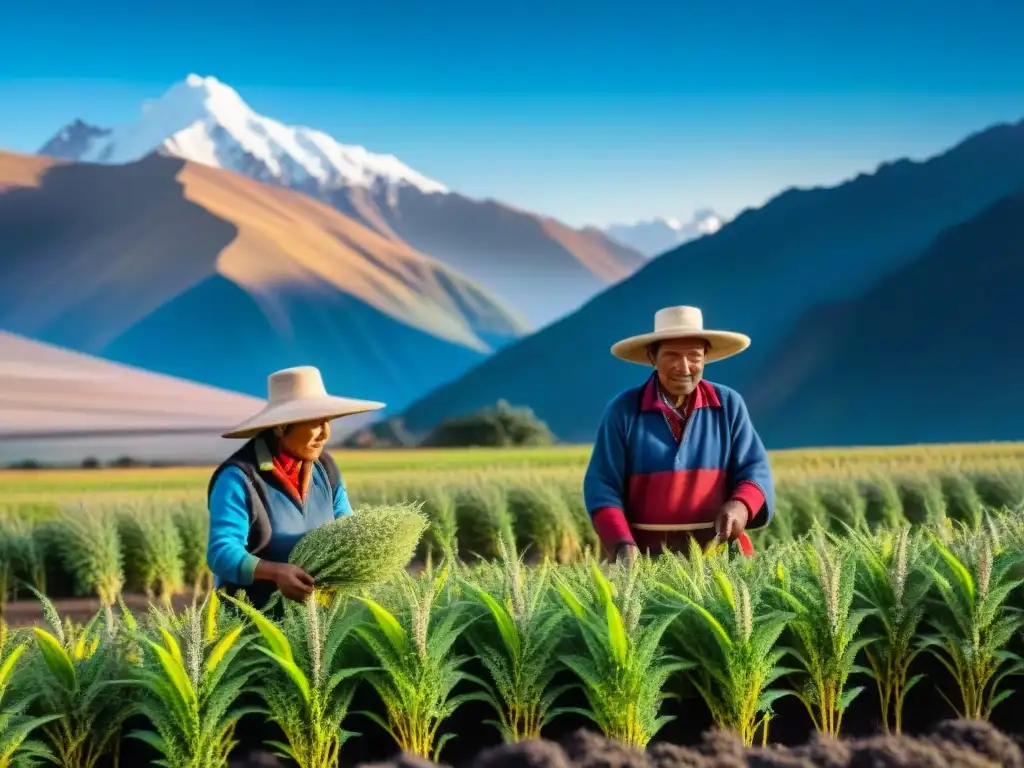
[0,151,528,412]
[330,186,647,328]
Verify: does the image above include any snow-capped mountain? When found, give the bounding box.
[39,74,447,194]
[35,74,647,329]
[604,208,726,257]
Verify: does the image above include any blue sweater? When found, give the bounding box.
[583,375,774,554]
[206,451,353,587]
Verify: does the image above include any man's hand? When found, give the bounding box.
[615,543,639,566]
[714,500,749,543]
[257,561,315,601]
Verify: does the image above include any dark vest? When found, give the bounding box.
[206,434,342,610]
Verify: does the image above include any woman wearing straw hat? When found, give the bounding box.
[583,306,775,563]
[205,366,385,609]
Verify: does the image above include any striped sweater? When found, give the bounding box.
[583,373,774,556]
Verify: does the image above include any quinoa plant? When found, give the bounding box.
[815,478,868,536]
[554,481,600,556]
[173,501,212,602]
[505,481,580,564]
[767,535,873,737]
[116,591,260,768]
[453,480,516,561]
[893,474,947,527]
[460,538,570,742]
[937,473,985,531]
[354,564,485,761]
[653,542,795,746]
[224,591,374,768]
[117,504,185,607]
[844,524,933,734]
[0,515,46,607]
[917,525,1024,720]
[22,590,130,768]
[39,505,123,622]
[857,473,904,531]
[972,467,1024,511]
[0,621,59,768]
[551,555,688,749]
[0,519,15,613]
[403,483,459,563]
[775,481,825,538]
[289,503,428,593]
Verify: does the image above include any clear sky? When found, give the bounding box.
[1,0,1022,228]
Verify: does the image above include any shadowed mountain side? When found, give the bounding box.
[0,153,239,350]
[385,116,1024,443]
[0,151,530,412]
[744,188,1024,448]
[93,272,486,408]
[330,185,647,328]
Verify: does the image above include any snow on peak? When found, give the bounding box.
[75,74,448,194]
[604,209,727,257]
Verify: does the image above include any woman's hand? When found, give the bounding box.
[256,561,315,601]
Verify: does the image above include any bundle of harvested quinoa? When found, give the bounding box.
[289,502,428,591]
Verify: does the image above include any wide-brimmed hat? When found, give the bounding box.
[610,306,750,365]
[222,366,386,439]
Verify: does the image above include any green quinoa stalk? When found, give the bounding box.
[223,591,375,768]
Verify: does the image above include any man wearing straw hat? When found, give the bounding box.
[583,306,774,563]
[206,366,385,608]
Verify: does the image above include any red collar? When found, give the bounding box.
[269,441,311,502]
[640,374,721,415]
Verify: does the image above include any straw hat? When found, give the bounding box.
[610,306,750,365]
[222,366,386,439]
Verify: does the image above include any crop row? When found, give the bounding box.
[4,510,1024,767]
[2,467,1024,608]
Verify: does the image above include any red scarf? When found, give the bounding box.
[269,443,312,504]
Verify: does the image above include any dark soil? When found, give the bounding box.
[221,719,1024,767]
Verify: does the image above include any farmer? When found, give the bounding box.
[206,366,384,609]
[583,306,774,563]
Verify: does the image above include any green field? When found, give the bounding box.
[3,442,1024,765]
[3,495,1024,765]
[3,441,1024,609]
[4,441,1024,499]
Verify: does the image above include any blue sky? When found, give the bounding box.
[1,0,1022,228]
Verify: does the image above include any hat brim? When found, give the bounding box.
[610,329,750,365]
[221,395,386,439]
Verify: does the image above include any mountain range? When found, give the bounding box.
[36,75,646,330]
[602,209,726,256]
[6,73,1023,456]
[373,115,1024,448]
[0,148,528,413]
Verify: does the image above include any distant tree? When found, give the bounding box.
[342,417,418,449]
[9,459,42,470]
[421,400,555,448]
[81,457,100,469]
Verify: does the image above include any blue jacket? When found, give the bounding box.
[583,374,774,555]
[206,435,353,589]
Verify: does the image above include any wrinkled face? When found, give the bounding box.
[648,338,708,400]
[280,419,331,460]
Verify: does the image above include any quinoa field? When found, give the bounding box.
[2,441,1024,767]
